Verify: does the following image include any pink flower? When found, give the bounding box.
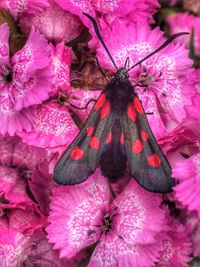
[0,23,52,135]
[24,230,82,267]
[8,208,45,236]
[96,21,194,138]
[0,0,49,14]
[157,220,192,267]
[50,42,72,97]
[54,0,96,28]
[19,101,79,149]
[70,88,101,120]
[92,0,160,24]
[167,12,200,55]
[185,92,200,124]
[0,135,46,209]
[28,162,54,216]
[47,170,165,266]
[0,135,46,168]
[173,153,200,217]
[18,39,100,150]
[0,217,31,266]
[158,122,200,158]
[19,87,100,150]
[185,213,200,258]
[19,2,84,44]
[0,165,35,207]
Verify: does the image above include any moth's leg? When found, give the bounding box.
[95,57,109,81]
[70,98,96,110]
[69,109,84,129]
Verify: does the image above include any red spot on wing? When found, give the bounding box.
[94,94,106,110]
[120,133,124,144]
[147,153,161,167]
[70,147,84,160]
[141,131,149,141]
[132,139,143,153]
[127,103,136,121]
[87,126,94,137]
[134,97,144,114]
[106,132,112,144]
[90,136,100,150]
[101,101,111,119]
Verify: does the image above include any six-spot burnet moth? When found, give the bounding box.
[54,13,189,193]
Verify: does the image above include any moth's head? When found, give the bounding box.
[114,68,129,82]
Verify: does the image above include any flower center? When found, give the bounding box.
[18,166,32,180]
[0,66,12,84]
[102,213,112,233]
[57,93,71,106]
[137,72,155,87]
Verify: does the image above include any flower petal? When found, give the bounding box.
[173,153,200,217]
[0,0,49,14]
[19,101,79,148]
[11,27,52,110]
[0,23,10,66]
[111,179,165,245]
[47,170,110,258]
[0,221,31,266]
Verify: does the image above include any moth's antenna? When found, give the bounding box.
[127,32,189,72]
[83,12,118,71]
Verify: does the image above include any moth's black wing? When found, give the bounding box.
[120,96,175,193]
[54,93,115,185]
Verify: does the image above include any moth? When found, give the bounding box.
[54,13,188,193]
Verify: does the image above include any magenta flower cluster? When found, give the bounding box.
[0,0,199,266]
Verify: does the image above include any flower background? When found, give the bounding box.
[0,0,199,266]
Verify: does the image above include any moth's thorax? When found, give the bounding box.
[113,68,129,83]
[106,67,134,113]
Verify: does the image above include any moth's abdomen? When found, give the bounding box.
[99,120,127,183]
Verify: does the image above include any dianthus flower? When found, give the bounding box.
[0,217,31,266]
[92,0,160,23]
[157,219,192,267]
[173,153,200,217]
[0,0,49,14]
[19,1,84,44]
[47,170,166,266]
[167,12,200,56]
[0,135,46,209]
[96,21,194,138]
[0,23,52,135]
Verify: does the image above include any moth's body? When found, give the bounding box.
[54,13,183,193]
[54,68,175,192]
[100,68,132,182]
[100,119,127,182]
